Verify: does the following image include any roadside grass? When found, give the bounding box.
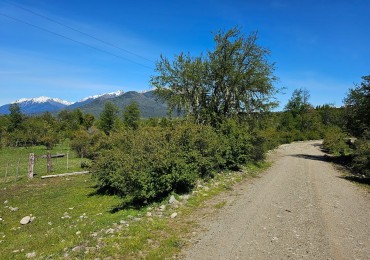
[0,161,270,259]
[0,143,84,183]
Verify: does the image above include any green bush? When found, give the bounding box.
[323,126,351,155]
[352,139,370,177]
[92,120,265,205]
[71,127,106,159]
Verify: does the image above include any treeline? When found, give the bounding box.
[322,76,370,177]
[0,27,368,206]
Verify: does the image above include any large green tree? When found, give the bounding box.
[151,27,278,125]
[344,75,370,137]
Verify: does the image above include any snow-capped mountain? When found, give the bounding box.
[0,96,72,115]
[67,90,124,110]
[13,96,73,106]
[0,90,125,115]
[79,90,124,102]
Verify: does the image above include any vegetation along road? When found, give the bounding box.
[183,141,370,259]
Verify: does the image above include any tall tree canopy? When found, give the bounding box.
[284,88,311,118]
[98,102,119,135]
[123,101,141,130]
[151,27,278,125]
[8,103,24,131]
[344,75,370,137]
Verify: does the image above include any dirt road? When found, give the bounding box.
[183,141,370,259]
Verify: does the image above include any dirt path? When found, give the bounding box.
[182,141,370,259]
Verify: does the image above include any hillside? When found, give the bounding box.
[78,91,169,118]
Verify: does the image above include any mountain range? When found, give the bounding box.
[0,90,169,118]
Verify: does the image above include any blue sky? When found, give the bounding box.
[0,0,369,109]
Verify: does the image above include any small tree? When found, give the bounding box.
[123,101,141,130]
[98,102,119,135]
[284,88,312,131]
[8,103,24,131]
[83,113,95,130]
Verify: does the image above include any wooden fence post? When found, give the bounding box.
[5,163,9,181]
[66,152,69,170]
[47,151,52,173]
[16,158,20,180]
[28,153,34,179]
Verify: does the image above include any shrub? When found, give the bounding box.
[352,139,370,177]
[92,120,264,205]
[323,126,351,155]
[71,127,106,159]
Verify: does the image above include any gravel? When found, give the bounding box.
[183,141,370,259]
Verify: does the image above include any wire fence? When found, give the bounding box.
[0,150,85,183]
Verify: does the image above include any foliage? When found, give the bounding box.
[344,75,370,136]
[151,27,278,125]
[71,127,106,159]
[284,88,314,131]
[316,104,346,128]
[322,126,351,155]
[78,91,168,118]
[284,88,310,117]
[123,101,141,130]
[8,103,24,131]
[92,120,265,205]
[344,75,370,137]
[98,102,119,135]
[352,137,370,177]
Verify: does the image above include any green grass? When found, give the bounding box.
[0,143,84,183]
[0,151,271,259]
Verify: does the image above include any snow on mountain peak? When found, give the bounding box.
[79,90,124,102]
[13,96,73,106]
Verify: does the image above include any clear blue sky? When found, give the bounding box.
[0,0,369,109]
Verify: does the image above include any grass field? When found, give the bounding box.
[0,143,84,183]
[0,145,270,259]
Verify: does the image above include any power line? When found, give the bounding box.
[4,0,155,63]
[0,12,154,70]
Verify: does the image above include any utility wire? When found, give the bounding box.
[0,12,154,70]
[4,0,155,63]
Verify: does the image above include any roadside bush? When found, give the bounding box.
[352,139,370,177]
[323,126,351,155]
[92,120,264,205]
[219,120,258,169]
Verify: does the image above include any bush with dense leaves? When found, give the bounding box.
[92,120,265,205]
[323,126,351,155]
[71,127,106,159]
[352,138,370,177]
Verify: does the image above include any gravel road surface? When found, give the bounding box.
[183,141,370,259]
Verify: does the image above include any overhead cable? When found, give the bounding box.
[5,0,155,63]
[0,12,154,70]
